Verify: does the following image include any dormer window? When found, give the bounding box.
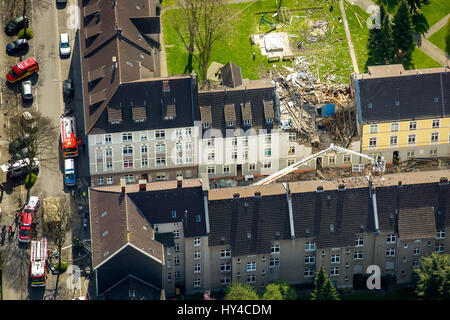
[203,122,210,129]
[110,120,122,125]
[266,117,273,124]
[243,119,251,126]
[227,120,234,127]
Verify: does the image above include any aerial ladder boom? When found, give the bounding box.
[252,144,383,186]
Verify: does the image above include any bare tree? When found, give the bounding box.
[171,0,228,80]
[7,110,57,185]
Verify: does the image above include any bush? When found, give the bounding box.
[17,28,33,40]
[25,173,37,189]
[55,261,69,273]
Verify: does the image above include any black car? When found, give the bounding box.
[63,79,74,97]
[6,39,29,55]
[4,16,29,35]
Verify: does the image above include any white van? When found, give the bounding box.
[21,80,32,100]
[64,158,76,186]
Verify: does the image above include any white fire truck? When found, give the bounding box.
[30,238,48,287]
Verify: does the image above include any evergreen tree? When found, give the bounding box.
[224,282,259,300]
[311,266,340,300]
[415,253,450,300]
[380,14,395,64]
[392,0,416,67]
[366,5,388,68]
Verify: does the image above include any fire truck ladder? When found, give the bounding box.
[252,143,384,186]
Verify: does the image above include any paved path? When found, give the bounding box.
[340,0,360,74]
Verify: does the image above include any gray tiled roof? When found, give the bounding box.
[398,207,436,240]
[220,62,243,88]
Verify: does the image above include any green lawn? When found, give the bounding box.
[428,23,449,54]
[163,0,371,83]
[411,47,443,69]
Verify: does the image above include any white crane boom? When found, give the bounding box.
[252,144,382,186]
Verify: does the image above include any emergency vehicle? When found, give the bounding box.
[19,196,40,221]
[6,57,39,83]
[60,115,81,157]
[30,238,48,287]
[18,211,32,243]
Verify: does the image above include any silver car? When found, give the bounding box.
[21,80,33,100]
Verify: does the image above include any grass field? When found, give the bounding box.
[163,0,372,83]
[428,23,449,54]
[411,47,443,69]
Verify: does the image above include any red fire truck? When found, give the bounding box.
[6,57,39,83]
[30,238,48,287]
[60,114,81,157]
[18,211,32,243]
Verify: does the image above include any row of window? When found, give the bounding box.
[369,120,442,134]
[368,132,445,148]
[115,129,192,143]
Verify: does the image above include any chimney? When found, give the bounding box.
[338,184,345,191]
[316,186,324,193]
[139,180,147,192]
[398,181,402,187]
[177,176,183,188]
[254,191,262,197]
[439,177,448,185]
[184,210,188,222]
[233,193,240,199]
[120,178,126,193]
[112,56,118,71]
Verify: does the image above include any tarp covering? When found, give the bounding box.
[43,197,60,224]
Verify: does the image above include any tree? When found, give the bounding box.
[392,0,416,68]
[415,253,450,299]
[366,5,388,67]
[311,266,340,300]
[446,17,450,55]
[380,14,395,64]
[262,280,297,300]
[7,110,57,187]
[224,282,259,300]
[407,0,431,14]
[170,0,228,80]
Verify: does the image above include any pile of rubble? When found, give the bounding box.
[267,56,354,146]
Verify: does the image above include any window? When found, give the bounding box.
[266,117,273,124]
[369,137,377,148]
[249,163,256,171]
[167,248,172,256]
[403,256,407,263]
[247,262,256,272]
[330,267,339,276]
[97,177,104,185]
[387,234,396,244]
[167,259,172,268]
[122,133,132,142]
[106,161,113,170]
[369,124,378,134]
[265,134,271,144]
[193,264,201,273]
[261,256,266,262]
[407,151,415,158]
[331,255,340,264]
[355,238,364,247]
[194,278,201,288]
[414,248,421,255]
[141,158,148,168]
[263,161,271,169]
[304,269,314,278]
[354,252,363,260]
[223,165,230,173]
[174,271,181,280]
[413,260,419,268]
[431,132,439,143]
[174,243,180,252]
[243,119,251,126]
[156,143,166,153]
[207,166,215,174]
[123,160,133,168]
[269,258,280,268]
[408,134,416,145]
[185,156,192,164]
[105,134,112,144]
[264,148,271,157]
[185,141,192,150]
[395,100,400,106]
[427,242,432,247]
[220,263,231,272]
[167,273,172,281]
[203,122,210,129]
[386,248,395,257]
[105,147,112,157]
[141,144,148,154]
[247,274,256,284]
[123,146,133,155]
[305,255,315,264]
[288,159,295,166]
[409,121,417,130]
[243,137,249,146]
[305,242,315,251]
[156,157,166,166]
[242,150,248,160]
[436,244,444,253]
[391,123,399,132]
[140,132,148,141]
[232,137,238,147]
[271,245,280,254]
[155,130,165,139]
[232,151,237,160]
[227,120,234,127]
[106,176,113,185]
[156,172,166,181]
[176,129,183,139]
[176,156,183,165]
[174,256,180,265]
[343,154,351,163]
[221,277,231,285]
[328,155,336,165]
[193,250,201,260]
[185,128,192,137]
[437,230,446,239]
[208,152,215,161]
[173,230,180,239]
[289,132,296,142]
[430,149,437,156]
[404,243,409,248]
[207,138,215,147]
[194,237,201,247]
[220,249,231,259]
[432,119,440,128]
[390,135,398,146]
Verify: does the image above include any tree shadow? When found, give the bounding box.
[378,0,400,13]
[183,53,193,74]
[446,23,450,55]
[412,13,429,35]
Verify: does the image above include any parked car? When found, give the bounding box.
[63,79,74,97]
[0,157,40,177]
[64,158,76,186]
[21,80,33,100]
[56,0,68,4]
[6,38,29,55]
[59,33,70,56]
[4,16,28,35]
